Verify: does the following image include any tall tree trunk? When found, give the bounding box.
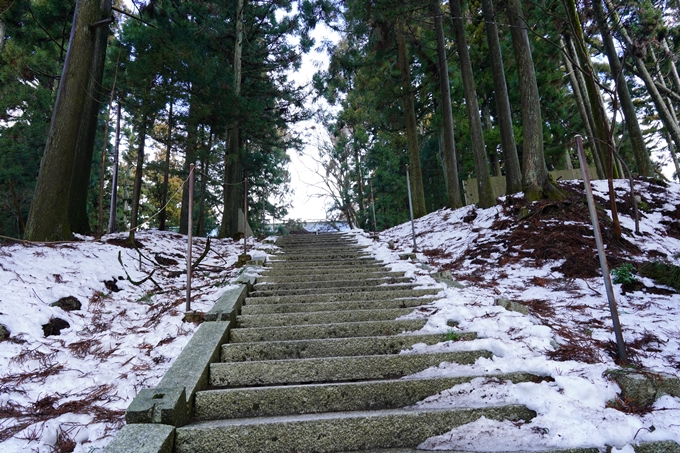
[0,18,6,51]
[107,101,121,234]
[396,22,427,218]
[482,101,502,176]
[661,38,680,93]
[67,0,111,234]
[565,0,621,239]
[354,145,365,223]
[560,35,604,178]
[450,0,495,208]
[220,0,245,238]
[431,0,462,208]
[481,0,521,194]
[606,0,680,156]
[25,0,109,241]
[593,0,653,176]
[180,100,198,235]
[506,0,561,201]
[130,119,148,232]
[159,102,172,231]
[196,131,212,237]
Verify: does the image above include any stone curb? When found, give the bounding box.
[102,424,175,453]
[107,267,257,452]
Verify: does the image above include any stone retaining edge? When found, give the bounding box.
[104,266,256,452]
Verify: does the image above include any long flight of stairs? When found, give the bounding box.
[173,233,541,453]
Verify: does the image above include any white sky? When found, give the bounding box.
[283,23,339,221]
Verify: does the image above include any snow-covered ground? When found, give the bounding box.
[0,231,264,452]
[1,178,678,452]
[349,178,680,451]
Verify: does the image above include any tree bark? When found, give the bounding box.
[159,102,172,231]
[481,0,521,194]
[450,0,495,208]
[593,0,653,176]
[431,0,462,208]
[107,101,121,234]
[25,0,109,241]
[196,130,212,237]
[219,0,245,238]
[396,22,427,218]
[560,35,604,177]
[482,101,502,176]
[606,0,680,163]
[130,119,148,232]
[68,0,111,234]
[506,0,560,201]
[180,100,198,235]
[0,18,6,50]
[565,0,621,239]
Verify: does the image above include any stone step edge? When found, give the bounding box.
[220,331,475,362]
[209,350,493,387]
[193,372,544,421]
[174,405,536,453]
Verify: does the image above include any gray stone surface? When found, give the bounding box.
[221,333,472,362]
[236,308,415,328]
[607,369,680,407]
[267,257,379,267]
[210,350,492,387]
[126,387,189,427]
[256,271,406,283]
[245,288,441,305]
[229,319,428,343]
[431,270,466,289]
[633,441,680,452]
[332,449,600,453]
[261,265,389,277]
[155,321,230,411]
[102,424,175,453]
[253,276,412,292]
[240,297,437,315]
[194,373,540,420]
[204,285,247,322]
[249,283,420,298]
[495,298,530,315]
[174,406,536,453]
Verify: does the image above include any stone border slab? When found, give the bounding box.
[102,423,175,453]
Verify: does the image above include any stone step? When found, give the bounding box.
[236,307,415,328]
[240,297,436,315]
[195,372,540,420]
[271,251,371,261]
[260,265,390,277]
[175,405,536,453]
[221,333,473,362]
[276,244,369,252]
[249,283,420,298]
[244,288,440,305]
[229,319,428,343]
[266,258,379,267]
[333,449,600,453]
[253,277,411,291]
[210,351,492,387]
[255,271,406,284]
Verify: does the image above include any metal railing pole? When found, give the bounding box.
[243,178,248,256]
[575,135,627,364]
[370,179,377,233]
[405,165,418,252]
[186,163,195,313]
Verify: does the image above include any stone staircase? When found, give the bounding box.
[170,233,551,453]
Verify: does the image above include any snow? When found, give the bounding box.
[349,179,680,451]
[1,179,679,452]
[0,230,261,452]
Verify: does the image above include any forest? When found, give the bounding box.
[0,0,679,241]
